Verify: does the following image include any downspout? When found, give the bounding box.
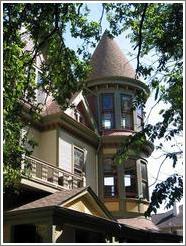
[84,86,101,194]
[95,135,102,195]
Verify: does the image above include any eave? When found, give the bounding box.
[87,76,150,96]
[39,112,100,147]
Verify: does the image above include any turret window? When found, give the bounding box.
[120,94,133,130]
[137,106,143,129]
[103,158,118,198]
[101,94,114,129]
[140,160,149,200]
[124,159,137,198]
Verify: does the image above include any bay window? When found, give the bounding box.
[101,94,114,129]
[120,94,133,130]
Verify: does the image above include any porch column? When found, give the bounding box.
[37,223,53,243]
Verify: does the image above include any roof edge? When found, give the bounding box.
[86,76,150,95]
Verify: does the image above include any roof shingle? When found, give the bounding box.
[87,32,136,82]
[118,217,159,232]
[11,187,87,211]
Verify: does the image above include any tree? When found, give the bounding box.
[3,3,101,193]
[104,2,183,216]
[3,3,183,216]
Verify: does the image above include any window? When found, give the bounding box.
[137,105,143,129]
[74,147,85,175]
[140,160,149,200]
[124,159,137,198]
[120,94,133,129]
[103,158,118,198]
[101,94,114,129]
[36,70,44,85]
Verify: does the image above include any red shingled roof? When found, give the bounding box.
[88,32,136,81]
[41,96,61,116]
[118,217,159,232]
[11,187,88,211]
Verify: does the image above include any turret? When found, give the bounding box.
[85,32,154,218]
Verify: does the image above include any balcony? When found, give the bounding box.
[22,156,84,192]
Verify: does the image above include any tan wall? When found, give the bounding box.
[65,197,104,218]
[59,129,97,193]
[31,128,57,166]
[126,199,149,213]
[104,201,119,211]
[66,198,98,216]
[126,200,139,213]
[39,130,57,165]
[29,128,41,158]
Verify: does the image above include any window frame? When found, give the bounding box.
[73,145,85,175]
[124,159,138,198]
[136,105,144,129]
[140,160,149,200]
[101,93,115,130]
[103,157,118,198]
[120,94,133,130]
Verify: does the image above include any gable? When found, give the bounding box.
[60,189,114,221]
[64,198,103,217]
[64,92,97,132]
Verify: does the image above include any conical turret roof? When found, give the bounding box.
[88,32,136,81]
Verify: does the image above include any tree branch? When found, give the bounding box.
[99,4,105,28]
[135,3,148,79]
[148,156,167,188]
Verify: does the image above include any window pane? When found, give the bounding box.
[102,94,113,110]
[104,176,117,197]
[121,94,132,112]
[74,147,84,170]
[121,114,132,129]
[124,159,137,198]
[137,105,143,117]
[137,116,143,128]
[142,182,149,200]
[104,177,114,186]
[141,162,147,180]
[103,158,117,198]
[124,175,131,187]
[37,71,43,84]
[102,113,113,129]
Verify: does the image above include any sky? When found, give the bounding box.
[78,3,184,213]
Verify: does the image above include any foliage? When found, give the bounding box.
[3,3,101,192]
[144,174,183,216]
[105,3,183,215]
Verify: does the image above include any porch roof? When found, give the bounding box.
[4,205,182,243]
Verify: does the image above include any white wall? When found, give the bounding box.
[59,129,98,193]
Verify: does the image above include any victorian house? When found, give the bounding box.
[3,32,182,243]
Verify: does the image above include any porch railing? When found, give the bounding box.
[22,156,84,190]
